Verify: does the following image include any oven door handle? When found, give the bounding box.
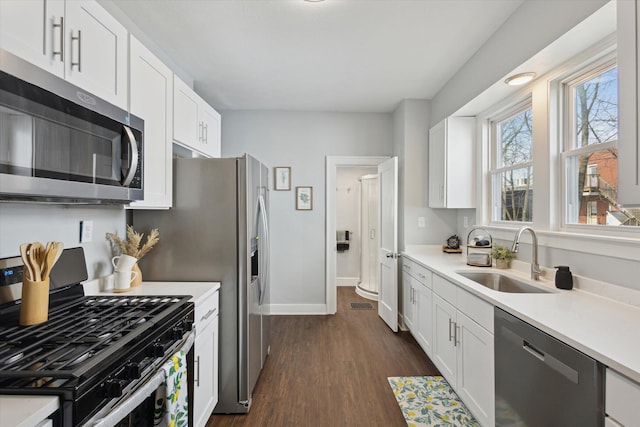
[86,369,165,427]
[83,331,195,427]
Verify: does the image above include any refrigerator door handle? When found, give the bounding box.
[258,194,269,306]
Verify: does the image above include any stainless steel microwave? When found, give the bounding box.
[0,50,143,204]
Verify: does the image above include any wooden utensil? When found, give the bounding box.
[29,242,43,281]
[20,243,33,281]
[41,242,63,280]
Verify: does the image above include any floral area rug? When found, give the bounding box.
[387,376,480,427]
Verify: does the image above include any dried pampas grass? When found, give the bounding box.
[106,225,159,259]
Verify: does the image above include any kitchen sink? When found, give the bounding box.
[456,271,551,294]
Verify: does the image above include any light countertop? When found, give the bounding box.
[83,280,220,302]
[0,395,59,427]
[403,245,640,383]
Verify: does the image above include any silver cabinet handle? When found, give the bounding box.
[198,122,203,142]
[194,355,200,387]
[52,16,64,61]
[448,318,453,342]
[455,324,460,346]
[203,123,208,144]
[200,308,216,322]
[71,30,82,71]
[418,273,426,280]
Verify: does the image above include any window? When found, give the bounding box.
[563,64,640,227]
[491,104,533,223]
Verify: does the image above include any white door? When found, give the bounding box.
[377,157,398,331]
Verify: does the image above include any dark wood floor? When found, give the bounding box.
[206,286,439,427]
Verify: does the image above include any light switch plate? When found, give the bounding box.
[418,216,426,228]
[80,220,93,243]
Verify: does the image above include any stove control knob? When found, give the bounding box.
[150,342,165,357]
[104,379,124,398]
[168,325,185,340]
[183,320,194,331]
[124,362,142,380]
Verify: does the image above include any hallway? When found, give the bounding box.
[208,286,439,427]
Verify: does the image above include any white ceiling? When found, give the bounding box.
[111,0,524,113]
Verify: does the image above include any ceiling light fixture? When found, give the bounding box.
[504,72,536,86]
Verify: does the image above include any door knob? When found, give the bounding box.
[386,253,394,258]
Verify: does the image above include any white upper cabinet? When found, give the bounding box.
[428,117,475,208]
[64,1,128,108]
[617,0,640,206]
[173,75,221,158]
[128,36,173,209]
[0,0,128,109]
[0,0,66,77]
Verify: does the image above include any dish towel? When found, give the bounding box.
[154,349,188,427]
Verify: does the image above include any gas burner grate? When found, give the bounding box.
[0,295,190,388]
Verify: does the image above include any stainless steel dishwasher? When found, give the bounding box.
[495,308,604,427]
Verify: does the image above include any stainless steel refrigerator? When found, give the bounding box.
[132,154,270,414]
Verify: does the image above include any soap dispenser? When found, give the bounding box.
[554,266,573,290]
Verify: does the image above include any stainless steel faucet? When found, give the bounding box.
[511,226,541,280]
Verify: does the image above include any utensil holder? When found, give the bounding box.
[20,277,50,326]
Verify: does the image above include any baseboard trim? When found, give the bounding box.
[269,304,328,315]
[336,277,359,287]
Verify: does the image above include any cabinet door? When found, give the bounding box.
[456,312,494,427]
[432,293,457,384]
[0,0,65,77]
[194,318,218,427]
[128,37,173,209]
[402,272,415,331]
[414,284,433,357]
[64,0,128,108]
[428,120,446,208]
[617,0,640,205]
[173,76,201,151]
[200,103,221,158]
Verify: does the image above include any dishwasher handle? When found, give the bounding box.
[523,340,545,361]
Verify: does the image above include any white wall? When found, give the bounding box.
[335,166,376,281]
[393,99,457,249]
[221,110,393,309]
[431,0,609,124]
[0,204,125,280]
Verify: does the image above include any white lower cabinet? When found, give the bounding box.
[414,283,433,356]
[194,316,219,427]
[402,259,433,357]
[431,275,494,427]
[193,290,220,427]
[605,368,640,427]
[402,272,416,331]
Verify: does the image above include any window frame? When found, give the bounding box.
[559,56,630,233]
[488,98,534,226]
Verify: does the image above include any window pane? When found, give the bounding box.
[573,67,618,148]
[565,148,640,226]
[498,108,532,167]
[494,167,533,222]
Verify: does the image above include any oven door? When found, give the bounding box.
[82,332,195,427]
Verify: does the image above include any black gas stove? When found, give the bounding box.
[0,249,194,426]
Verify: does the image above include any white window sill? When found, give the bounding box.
[483,224,640,262]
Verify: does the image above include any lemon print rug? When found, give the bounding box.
[387,376,480,427]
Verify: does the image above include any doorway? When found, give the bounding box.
[325,156,389,314]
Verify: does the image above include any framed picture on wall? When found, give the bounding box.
[274,167,291,191]
[295,186,313,210]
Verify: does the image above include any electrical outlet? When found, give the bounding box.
[463,216,469,228]
[418,216,426,228]
[80,220,93,243]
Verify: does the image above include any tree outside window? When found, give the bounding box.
[492,107,533,222]
[565,66,640,227]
